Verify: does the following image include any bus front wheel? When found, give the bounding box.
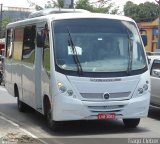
[46,110,63,131]
[17,96,27,112]
[123,118,140,128]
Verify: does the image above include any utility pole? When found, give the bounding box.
[155,0,160,49]
[63,0,74,8]
[70,0,74,8]
[0,4,3,38]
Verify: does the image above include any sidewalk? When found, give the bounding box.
[0,113,43,144]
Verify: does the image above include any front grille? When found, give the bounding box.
[80,92,131,101]
[88,105,125,113]
[81,93,103,99]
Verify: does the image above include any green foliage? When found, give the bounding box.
[75,0,94,11]
[35,5,43,10]
[124,1,160,22]
[27,0,43,10]
[0,17,10,37]
[27,0,64,10]
[75,0,121,14]
[2,17,11,29]
[27,0,121,14]
[45,0,64,8]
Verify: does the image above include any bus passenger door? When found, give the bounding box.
[34,24,48,112]
[36,23,51,113]
[22,25,36,108]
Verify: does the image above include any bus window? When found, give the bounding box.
[43,24,50,73]
[22,25,36,64]
[13,28,24,60]
[6,29,14,58]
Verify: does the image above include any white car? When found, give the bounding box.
[148,55,160,107]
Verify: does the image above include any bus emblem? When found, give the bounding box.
[103,93,110,100]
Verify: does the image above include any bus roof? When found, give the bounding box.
[6,12,135,28]
[28,8,90,18]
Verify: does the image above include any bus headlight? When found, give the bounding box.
[67,90,74,96]
[57,82,67,93]
[143,84,148,91]
[138,88,144,94]
[137,82,149,95]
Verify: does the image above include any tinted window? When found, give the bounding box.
[22,25,36,64]
[6,29,14,58]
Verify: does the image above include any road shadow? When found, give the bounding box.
[51,120,149,136]
[27,112,150,137]
[0,103,150,137]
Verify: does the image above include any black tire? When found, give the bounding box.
[46,110,63,131]
[16,87,26,112]
[123,118,140,128]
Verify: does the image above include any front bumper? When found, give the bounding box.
[52,92,150,121]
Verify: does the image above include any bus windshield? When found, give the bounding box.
[53,19,147,74]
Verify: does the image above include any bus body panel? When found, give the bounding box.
[22,63,35,108]
[52,71,150,121]
[5,59,14,95]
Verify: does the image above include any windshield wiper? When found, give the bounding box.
[127,31,133,75]
[67,27,83,75]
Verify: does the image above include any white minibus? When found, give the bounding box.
[4,9,150,131]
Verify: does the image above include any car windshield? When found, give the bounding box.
[53,18,147,73]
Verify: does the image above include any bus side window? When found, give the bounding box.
[42,24,50,49]
[43,24,50,73]
[22,25,36,64]
[6,29,14,58]
[13,28,24,60]
[43,47,50,73]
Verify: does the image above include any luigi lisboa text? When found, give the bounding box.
[128,138,159,144]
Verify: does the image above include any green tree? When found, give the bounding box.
[27,0,121,14]
[2,17,11,29]
[27,0,43,10]
[0,17,11,37]
[75,0,121,14]
[27,0,64,10]
[45,0,64,9]
[124,1,160,22]
[75,0,94,12]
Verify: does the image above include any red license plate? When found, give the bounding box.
[98,113,116,120]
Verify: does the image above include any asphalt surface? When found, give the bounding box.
[0,86,160,144]
[0,86,44,144]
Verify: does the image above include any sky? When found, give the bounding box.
[0,0,157,9]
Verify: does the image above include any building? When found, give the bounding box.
[2,6,32,22]
[138,17,160,52]
[0,6,33,38]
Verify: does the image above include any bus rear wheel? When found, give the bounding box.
[123,118,140,128]
[15,86,26,112]
[46,110,63,131]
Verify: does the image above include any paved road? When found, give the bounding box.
[0,86,160,144]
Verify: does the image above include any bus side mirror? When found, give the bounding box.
[151,69,160,78]
[141,35,147,47]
